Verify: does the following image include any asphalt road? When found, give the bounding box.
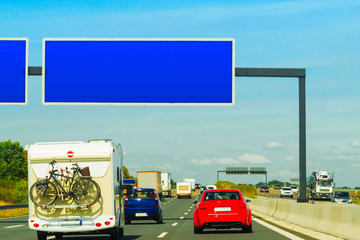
[0,196,311,240]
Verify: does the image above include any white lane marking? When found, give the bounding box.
[171,222,178,226]
[184,212,188,215]
[164,203,167,205]
[253,218,305,240]
[180,216,184,219]
[187,209,191,211]
[157,232,168,238]
[4,225,24,229]
[48,237,55,240]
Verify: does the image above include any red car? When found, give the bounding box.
[193,189,252,233]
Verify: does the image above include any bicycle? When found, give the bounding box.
[30,160,101,207]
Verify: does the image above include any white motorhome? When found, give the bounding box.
[161,172,171,197]
[28,140,124,240]
[176,182,191,199]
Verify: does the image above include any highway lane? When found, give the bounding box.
[0,195,312,240]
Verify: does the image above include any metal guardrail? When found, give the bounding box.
[0,203,28,211]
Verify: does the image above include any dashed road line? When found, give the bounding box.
[171,222,178,226]
[4,225,24,229]
[184,212,188,215]
[157,232,168,238]
[180,216,184,219]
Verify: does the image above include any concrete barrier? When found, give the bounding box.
[249,197,360,240]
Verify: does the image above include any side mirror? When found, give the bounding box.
[193,200,198,204]
[245,199,251,203]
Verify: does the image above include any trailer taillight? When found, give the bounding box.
[105,221,110,226]
[96,223,101,227]
[33,223,39,228]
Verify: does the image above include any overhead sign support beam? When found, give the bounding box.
[235,67,308,203]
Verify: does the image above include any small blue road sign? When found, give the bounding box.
[43,39,234,105]
[123,179,136,185]
[0,38,28,105]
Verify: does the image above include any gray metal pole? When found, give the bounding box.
[297,76,308,202]
[217,171,219,182]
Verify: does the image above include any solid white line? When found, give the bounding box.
[4,225,24,229]
[157,232,168,238]
[253,218,304,240]
[180,216,184,219]
[47,237,55,240]
[171,222,178,226]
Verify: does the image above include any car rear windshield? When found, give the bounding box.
[334,192,349,198]
[204,192,241,201]
[129,190,156,200]
[282,188,291,190]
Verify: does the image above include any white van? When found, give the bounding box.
[28,140,124,240]
[176,182,191,199]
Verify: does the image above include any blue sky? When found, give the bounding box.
[1,0,360,187]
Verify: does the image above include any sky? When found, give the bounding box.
[1,0,360,187]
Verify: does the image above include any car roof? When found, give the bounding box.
[134,188,156,191]
[203,189,240,193]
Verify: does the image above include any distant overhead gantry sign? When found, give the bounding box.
[226,167,249,174]
[0,38,28,105]
[43,38,234,105]
[249,167,267,174]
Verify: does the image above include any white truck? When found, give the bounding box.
[137,171,162,197]
[307,170,334,200]
[183,178,196,190]
[176,182,192,199]
[28,140,125,240]
[161,172,171,197]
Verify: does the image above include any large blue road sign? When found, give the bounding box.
[0,38,28,105]
[43,39,234,105]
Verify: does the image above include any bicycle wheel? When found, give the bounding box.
[30,180,57,206]
[72,178,100,206]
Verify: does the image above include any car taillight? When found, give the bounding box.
[124,206,127,209]
[125,195,128,201]
[154,191,158,200]
[239,203,247,209]
[156,205,159,208]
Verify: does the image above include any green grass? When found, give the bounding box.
[215,181,257,198]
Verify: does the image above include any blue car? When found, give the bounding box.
[124,188,163,224]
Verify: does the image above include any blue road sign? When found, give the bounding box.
[123,179,136,185]
[0,38,28,105]
[43,39,234,105]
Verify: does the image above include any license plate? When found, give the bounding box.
[136,213,148,217]
[214,207,231,212]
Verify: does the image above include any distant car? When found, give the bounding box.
[193,189,252,234]
[205,184,217,190]
[195,183,201,190]
[274,185,281,190]
[331,191,352,204]
[124,188,163,224]
[199,186,207,196]
[280,187,293,198]
[260,186,269,193]
[290,186,298,195]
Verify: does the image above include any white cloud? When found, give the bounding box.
[190,158,213,165]
[238,153,270,164]
[351,163,360,167]
[285,156,295,161]
[173,155,180,160]
[265,142,283,149]
[214,158,239,165]
[349,141,360,147]
[338,155,348,160]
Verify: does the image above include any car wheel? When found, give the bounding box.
[194,224,203,234]
[280,195,283,198]
[55,233,63,239]
[243,223,253,233]
[119,227,124,237]
[37,231,47,240]
[125,218,131,225]
[157,214,163,224]
[110,227,120,240]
